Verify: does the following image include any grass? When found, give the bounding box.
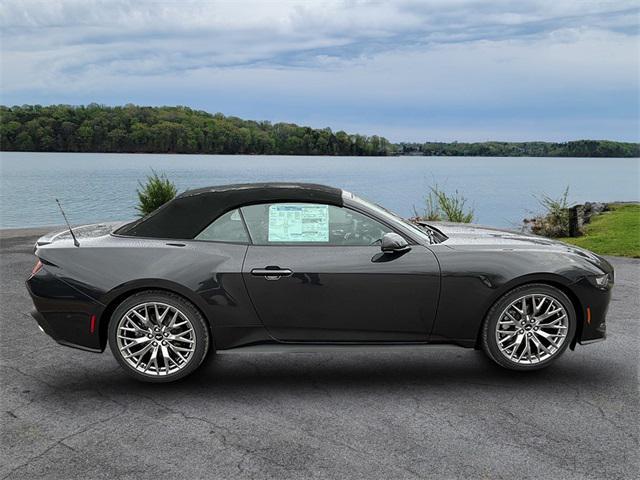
[559,203,640,258]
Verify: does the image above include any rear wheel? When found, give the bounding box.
[481,284,576,371]
[108,290,210,382]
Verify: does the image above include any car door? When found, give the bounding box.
[240,202,440,342]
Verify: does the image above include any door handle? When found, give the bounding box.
[251,267,293,280]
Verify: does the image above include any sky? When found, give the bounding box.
[1,0,639,142]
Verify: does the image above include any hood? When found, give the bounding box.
[428,222,555,246]
[423,221,612,273]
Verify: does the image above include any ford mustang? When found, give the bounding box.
[26,183,613,382]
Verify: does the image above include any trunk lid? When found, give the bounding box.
[35,222,125,247]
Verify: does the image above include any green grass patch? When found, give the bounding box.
[560,204,640,258]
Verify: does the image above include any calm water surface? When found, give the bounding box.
[1,152,638,229]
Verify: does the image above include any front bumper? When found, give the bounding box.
[26,268,104,352]
[572,276,612,346]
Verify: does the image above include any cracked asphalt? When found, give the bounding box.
[1,228,638,480]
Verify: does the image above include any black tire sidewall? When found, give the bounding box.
[482,284,577,371]
[108,290,210,383]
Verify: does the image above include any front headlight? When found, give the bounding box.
[590,273,612,290]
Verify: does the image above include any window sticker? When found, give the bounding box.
[268,204,329,242]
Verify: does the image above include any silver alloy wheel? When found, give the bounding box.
[495,293,569,365]
[115,302,196,376]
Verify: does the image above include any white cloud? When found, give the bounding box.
[0,0,638,141]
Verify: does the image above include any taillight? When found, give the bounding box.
[31,259,43,276]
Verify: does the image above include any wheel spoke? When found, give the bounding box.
[123,342,153,359]
[125,317,148,334]
[531,334,553,357]
[131,309,152,329]
[537,307,563,321]
[119,335,151,349]
[167,342,189,362]
[533,295,542,314]
[537,315,567,327]
[160,344,175,369]
[508,333,525,359]
[521,336,532,363]
[166,330,195,344]
[165,310,179,329]
[499,312,520,328]
[148,346,160,374]
[169,344,193,353]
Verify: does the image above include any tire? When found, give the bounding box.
[108,290,210,383]
[481,283,576,371]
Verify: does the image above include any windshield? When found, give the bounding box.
[346,192,443,244]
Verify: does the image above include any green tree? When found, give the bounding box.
[1,104,637,157]
[136,170,178,216]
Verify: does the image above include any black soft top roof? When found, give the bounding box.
[116,182,344,239]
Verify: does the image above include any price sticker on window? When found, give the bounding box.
[268,204,329,242]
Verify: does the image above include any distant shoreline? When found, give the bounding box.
[2,105,639,158]
[1,151,639,159]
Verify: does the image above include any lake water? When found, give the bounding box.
[1,152,638,229]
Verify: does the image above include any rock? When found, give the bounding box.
[526,202,610,238]
[582,202,608,224]
[583,202,609,223]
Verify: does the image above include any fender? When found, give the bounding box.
[430,271,581,347]
[97,278,213,351]
[473,272,583,344]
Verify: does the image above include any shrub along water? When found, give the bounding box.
[525,186,571,237]
[136,170,177,216]
[412,185,474,223]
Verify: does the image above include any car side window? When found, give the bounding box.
[240,203,394,246]
[195,209,249,243]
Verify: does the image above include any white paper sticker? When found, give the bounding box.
[268,204,329,242]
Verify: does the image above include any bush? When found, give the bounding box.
[136,170,177,216]
[526,186,570,237]
[412,185,474,223]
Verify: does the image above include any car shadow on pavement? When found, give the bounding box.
[44,348,620,398]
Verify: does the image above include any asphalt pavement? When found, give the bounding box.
[1,228,638,479]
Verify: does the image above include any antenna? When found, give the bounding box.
[55,199,80,247]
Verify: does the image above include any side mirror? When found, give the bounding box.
[381,232,411,253]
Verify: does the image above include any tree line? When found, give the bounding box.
[0,104,392,156]
[1,104,638,157]
[396,140,639,158]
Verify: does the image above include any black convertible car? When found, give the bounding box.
[27,183,613,382]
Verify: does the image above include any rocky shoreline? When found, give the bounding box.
[523,200,638,238]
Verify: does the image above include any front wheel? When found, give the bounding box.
[108,290,210,382]
[481,284,576,371]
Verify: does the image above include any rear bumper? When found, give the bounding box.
[31,309,55,337]
[26,269,104,352]
[30,309,102,352]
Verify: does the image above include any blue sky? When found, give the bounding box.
[1,0,638,142]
